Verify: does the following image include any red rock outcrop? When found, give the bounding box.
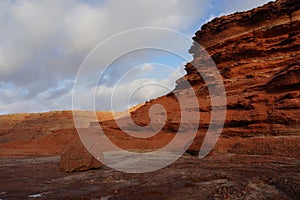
[60,134,103,172]
[127,0,300,157]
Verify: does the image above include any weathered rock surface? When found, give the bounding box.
[188,0,300,133]
[126,0,300,157]
[60,134,103,172]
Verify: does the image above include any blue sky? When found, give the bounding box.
[0,0,272,114]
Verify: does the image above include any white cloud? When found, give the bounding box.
[0,0,273,114]
[141,63,153,72]
[71,61,186,112]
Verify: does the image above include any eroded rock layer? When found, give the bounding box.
[128,0,300,157]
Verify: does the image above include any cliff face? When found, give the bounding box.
[188,0,300,136]
[129,0,300,157]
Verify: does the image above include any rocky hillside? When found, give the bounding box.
[126,0,300,157]
[0,111,120,157]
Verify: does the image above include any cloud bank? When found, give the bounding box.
[0,0,271,114]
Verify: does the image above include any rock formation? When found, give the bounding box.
[128,0,300,157]
[60,133,103,172]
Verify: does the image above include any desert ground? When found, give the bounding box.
[1,154,299,200]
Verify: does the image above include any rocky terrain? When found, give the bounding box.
[0,154,299,200]
[0,0,299,199]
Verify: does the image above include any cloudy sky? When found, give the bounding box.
[0,0,271,114]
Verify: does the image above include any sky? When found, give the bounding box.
[0,0,272,114]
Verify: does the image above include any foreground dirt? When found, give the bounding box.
[0,153,299,200]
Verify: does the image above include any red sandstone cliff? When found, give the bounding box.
[126,0,300,157]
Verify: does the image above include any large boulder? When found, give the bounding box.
[60,135,103,172]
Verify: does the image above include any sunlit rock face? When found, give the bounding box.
[129,0,300,157]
